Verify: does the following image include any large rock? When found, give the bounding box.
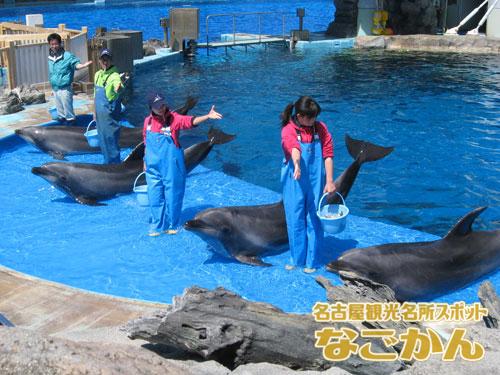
[0,326,213,375]
[13,85,46,105]
[0,91,23,115]
[326,0,358,37]
[478,281,500,329]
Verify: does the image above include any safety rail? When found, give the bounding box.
[203,11,288,50]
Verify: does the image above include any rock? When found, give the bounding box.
[326,0,358,37]
[13,85,46,105]
[0,92,23,115]
[0,327,196,374]
[232,362,351,374]
[402,324,500,375]
[478,281,500,329]
[126,286,404,374]
[144,45,157,56]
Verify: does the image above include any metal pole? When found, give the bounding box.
[258,14,262,42]
[233,15,236,45]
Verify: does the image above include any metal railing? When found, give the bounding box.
[205,11,287,47]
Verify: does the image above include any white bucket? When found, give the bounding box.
[84,120,99,147]
[317,192,349,234]
[133,172,148,206]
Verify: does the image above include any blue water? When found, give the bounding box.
[2,132,497,312]
[0,0,335,40]
[125,48,499,236]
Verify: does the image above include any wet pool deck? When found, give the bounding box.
[0,93,94,139]
[0,265,166,344]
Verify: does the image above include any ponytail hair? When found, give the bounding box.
[281,96,321,127]
[280,103,294,127]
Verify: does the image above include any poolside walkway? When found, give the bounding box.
[0,92,93,140]
[0,265,167,345]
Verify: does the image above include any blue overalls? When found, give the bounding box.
[145,117,187,234]
[95,74,122,164]
[281,124,325,269]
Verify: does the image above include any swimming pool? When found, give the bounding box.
[0,0,335,40]
[125,47,499,236]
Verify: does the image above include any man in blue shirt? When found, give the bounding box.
[47,33,92,125]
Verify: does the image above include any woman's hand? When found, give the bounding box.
[291,148,301,180]
[324,180,337,194]
[207,105,223,120]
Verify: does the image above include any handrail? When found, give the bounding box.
[205,11,288,47]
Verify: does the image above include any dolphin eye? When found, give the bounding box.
[221,226,231,234]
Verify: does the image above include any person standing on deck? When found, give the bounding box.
[94,49,123,164]
[280,96,336,273]
[143,91,223,237]
[48,33,92,125]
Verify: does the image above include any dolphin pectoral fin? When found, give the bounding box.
[75,196,106,206]
[445,206,488,238]
[49,151,66,160]
[234,254,272,267]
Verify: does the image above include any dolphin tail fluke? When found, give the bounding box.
[345,134,394,164]
[445,206,488,238]
[235,254,272,267]
[208,127,236,145]
[123,142,145,164]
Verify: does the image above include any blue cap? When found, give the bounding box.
[147,92,168,111]
[99,48,112,58]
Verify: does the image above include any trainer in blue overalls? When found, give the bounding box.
[94,49,123,164]
[280,96,336,273]
[143,91,223,237]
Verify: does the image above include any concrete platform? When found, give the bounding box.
[0,92,93,140]
[0,265,167,345]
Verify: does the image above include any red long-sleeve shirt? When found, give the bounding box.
[143,112,195,148]
[281,119,334,162]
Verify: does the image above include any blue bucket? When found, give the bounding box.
[48,107,59,121]
[133,172,148,206]
[84,120,99,148]
[317,192,349,234]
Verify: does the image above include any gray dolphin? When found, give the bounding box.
[15,97,197,160]
[327,207,500,301]
[31,127,235,206]
[184,135,394,266]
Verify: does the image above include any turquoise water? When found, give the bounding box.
[0,0,334,40]
[3,132,497,312]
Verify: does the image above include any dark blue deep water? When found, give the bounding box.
[0,0,335,40]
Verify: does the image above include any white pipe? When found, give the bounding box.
[446,0,488,34]
[468,0,500,34]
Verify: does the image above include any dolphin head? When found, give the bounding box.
[15,127,44,146]
[32,163,74,196]
[327,247,384,281]
[184,208,238,258]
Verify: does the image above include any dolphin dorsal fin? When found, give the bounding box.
[445,206,487,238]
[123,142,145,164]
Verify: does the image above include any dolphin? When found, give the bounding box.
[326,207,500,301]
[31,127,235,206]
[15,97,198,160]
[184,135,394,266]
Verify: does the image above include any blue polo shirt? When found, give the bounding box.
[48,51,80,91]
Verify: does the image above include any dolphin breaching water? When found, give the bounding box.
[31,127,235,206]
[184,135,394,266]
[15,97,198,160]
[327,207,500,301]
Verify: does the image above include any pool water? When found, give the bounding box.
[2,132,497,312]
[0,0,335,40]
[125,48,499,236]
